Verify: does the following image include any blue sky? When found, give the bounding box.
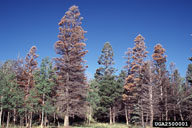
[0,0,192,78]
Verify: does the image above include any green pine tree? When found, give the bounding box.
[87,79,100,124]
[0,60,24,128]
[34,57,55,127]
[95,42,115,80]
[95,42,122,124]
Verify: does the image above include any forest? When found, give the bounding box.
[0,5,192,128]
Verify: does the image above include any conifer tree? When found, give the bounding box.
[95,42,119,124]
[113,70,126,124]
[34,57,55,127]
[152,43,169,121]
[122,48,132,126]
[123,34,148,126]
[0,60,24,128]
[141,60,160,128]
[87,79,100,124]
[15,46,39,128]
[186,64,192,86]
[97,75,117,124]
[184,62,192,121]
[169,64,186,121]
[54,5,88,127]
[95,42,115,80]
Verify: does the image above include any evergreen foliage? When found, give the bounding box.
[34,57,56,127]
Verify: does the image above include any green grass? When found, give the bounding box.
[72,123,127,128]
[4,123,188,128]
[1,123,150,128]
[71,123,145,128]
[2,123,188,128]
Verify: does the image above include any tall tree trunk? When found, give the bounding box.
[64,113,69,127]
[109,107,112,125]
[13,108,16,125]
[125,106,129,126]
[56,115,60,127]
[86,106,88,124]
[53,112,56,125]
[2,110,5,125]
[41,93,45,128]
[173,106,176,121]
[44,113,47,127]
[112,106,115,124]
[46,114,49,128]
[139,99,145,128]
[64,103,69,127]
[165,88,168,121]
[0,106,2,127]
[6,111,9,128]
[159,69,164,121]
[88,106,92,125]
[20,116,24,128]
[160,85,163,121]
[146,113,148,125]
[141,103,145,128]
[25,112,29,127]
[29,112,33,128]
[179,104,183,121]
[64,71,69,127]
[149,85,153,128]
[41,110,44,128]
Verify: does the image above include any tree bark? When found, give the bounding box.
[165,88,168,121]
[41,93,45,128]
[25,112,27,127]
[149,85,153,128]
[6,111,9,128]
[86,106,88,124]
[44,113,47,127]
[125,106,129,126]
[53,112,56,125]
[56,114,60,127]
[179,104,183,121]
[29,112,32,128]
[20,116,24,128]
[64,113,69,127]
[88,106,92,125]
[112,106,115,124]
[47,114,49,128]
[146,113,148,125]
[159,69,164,121]
[173,106,176,121]
[0,106,2,127]
[141,102,145,128]
[13,108,16,125]
[109,107,112,125]
[2,110,5,125]
[64,71,70,127]
[41,110,44,128]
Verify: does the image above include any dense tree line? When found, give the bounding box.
[0,5,192,128]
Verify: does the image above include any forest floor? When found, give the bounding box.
[72,123,129,128]
[3,123,149,128]
[7,123,145,128]
[71,123,151,128]
[3,123,188,128]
